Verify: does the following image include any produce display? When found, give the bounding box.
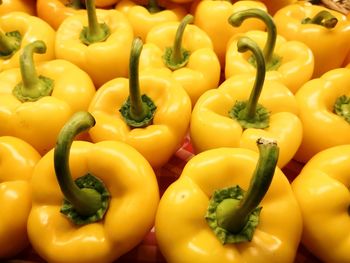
[0,0,350,262]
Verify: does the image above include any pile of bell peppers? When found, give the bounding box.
[1,0,350,262]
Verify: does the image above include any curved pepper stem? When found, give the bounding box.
[54,111,110,225]
[80,0,110,45]
[301,10,338,28]
[148,0,162,13]
[228,8,280,70]
[0,29,21,59]
[229,37,269,129]
[163,14,193,70]
[119,37,157,128]
[206,138,279,244]
[12,40,54,102]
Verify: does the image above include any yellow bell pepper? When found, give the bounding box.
[0,40,96,155]
[294,67,350,163]
[190,36,302,168]
[225,8,314,94]
[292,144,350,263]
[273,2,350,78]
[156,138,302,263]
[0,136,40,259]
[192,0,267,67]
[115,0,186,41]
[258,0,298,15]
[139,14,220,107]
[55,0,134,88]
[27,111,159,263]
[36,0,86,30]
[0,0,36,16]
[88,37,192,168]
[0,11,55,72]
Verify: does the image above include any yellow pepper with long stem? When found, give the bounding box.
[225,8,314,94]
[27,111,159,263]
[115,0,187,41]
[190,37,302,168]
[36,0,86,30]
[88,37,192,168]
[0,40,96,155]
[55,0,134,88]
[273,2,350,78]
[0,11,55,72]
[292,144,350,263]
[140,14,220,107]
[156,138,302,263]
[0,136,40,259]
[192,0,267,67]
[0,0,36,16]
[294,67,350,163]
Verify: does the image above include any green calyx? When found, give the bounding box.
[301,10,338,28]
[54,111,110,225]
[80,0,111,45]
[334,95,350,123]
[206,138,279,244]
[228,8,281,71]
[162,14,193,71]
[147,0,163,14]
[119,37,157,128]
[229,37,270,129]
[12,40,54,102]
[0,30,22,59]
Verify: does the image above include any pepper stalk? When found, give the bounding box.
[205,137,279,244]
[301,10,338,28]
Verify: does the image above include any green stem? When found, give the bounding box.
[12,40,53,102]
[216,138,279,233]
[163,14,193,70]
[54,112,102,217]
[0,29,21,58]
[67,0,83,9]
[148,0,161,13]
[228,8,276,65]
[80,0,110,45]
[301,10,338,28]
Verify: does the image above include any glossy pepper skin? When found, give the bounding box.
[89,39,191,168]
[294,67,350,163]
[0,0,36,15]
[27,111,159,263]
[0,40,95,155]
[0,136,41,259]
[140,14,220,107]
[273,2,350,78]
[55,0,134,88]
[95,0,119,7]
[115,0,186,41]
[156,140,302,263]
[190,37,302,168]
[0,11,55,72]
[225,9,314,94]
[259,0,297,15]
[192,0,267,67]
[36,0,86,30]
[292,145,350,263]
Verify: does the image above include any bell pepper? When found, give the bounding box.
[0,136,41,259]
[139,14,220,107]
[156,138,302,263]
[293,67,350,163]
[27,111,159,263]
[273,2,350,78]
[291,144,350,263]
[0,40,96,155]
[36,0,86,30]
[88,37,192,168]
[95,0,118,7]
[190,36,302,168]
[225,8,314,94]
[115,0,186,41]
[55,0,134,88]
[0,11,55,72]
[258,0,297,15]
[192,0,267,67]
[0,0,36,16]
